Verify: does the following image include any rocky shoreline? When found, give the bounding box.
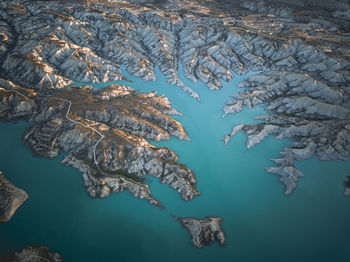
[0,170,28,224]
[0,0,348,197]
[222,70,350,195]
[0,0,350,254]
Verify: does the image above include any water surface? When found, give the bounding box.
[0,69,349,262]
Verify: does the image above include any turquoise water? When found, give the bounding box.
[0,69,350,262]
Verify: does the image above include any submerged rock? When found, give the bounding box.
[0,171,28,223]
[1,244,65,262]
[344,176,350,197]
[178,216,226,248]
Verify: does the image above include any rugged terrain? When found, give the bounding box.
[0,83,199,204]
[0,171,28,223]
[0,0,349,196]
[223,70,350,195]
[0,0,350,255]
[178,216,226,248]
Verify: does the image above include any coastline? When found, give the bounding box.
[0,0,349,260]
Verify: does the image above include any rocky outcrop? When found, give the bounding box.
[0,84,199,205]
[178,216,226,248]
[1,244,65,262]
[344,176,350,197]
[0,171,28,223]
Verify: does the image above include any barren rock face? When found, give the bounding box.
[0,171,28,223]
[2,0,347,99]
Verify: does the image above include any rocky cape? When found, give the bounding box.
[0,0,349,195]
[0,170,28,223]
[0,83,200,205]
[178,216,226,248]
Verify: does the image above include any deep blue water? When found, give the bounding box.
[0,69,350,262]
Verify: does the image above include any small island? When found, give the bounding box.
[178,216,226,248]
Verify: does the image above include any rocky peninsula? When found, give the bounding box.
[223,70,350,195]
[0,83,199,205]
[178,216,226,248]
[0,171,28,223]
